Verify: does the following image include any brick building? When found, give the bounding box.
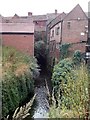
[32,10,60,42]
[62,4,88,51]
[47,4,88,66]
[32,10,60,32]
[0,10,60,57]
[0,15,34,56]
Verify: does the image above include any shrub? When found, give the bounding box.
[72,50,82,65]
[59,43,71,60]
[34,31,47,43]
[2,46,39,117]
[34,40,48,60]
[51,58,74,99]
[50,64,89,118]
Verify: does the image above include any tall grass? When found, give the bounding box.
[49,65,89,118]
[2,46,39,117]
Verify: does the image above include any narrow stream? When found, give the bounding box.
[32,66,52,118]
[33,86,49,118]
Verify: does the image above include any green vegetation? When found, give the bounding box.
[59,43,71,60]
[72,50,82,65]
[34,40,48,60]
[2,46,39,117]
[34,31,47,43]
[49,56,89,118]
[51,58,74,100]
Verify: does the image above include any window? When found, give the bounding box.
[56,27,60,35]
[56,43,60,49]
[67,21,71,29]
[52,30,54,37]
[80,32,85,36]
[85,30,88,34]
[85,26,88,34]
[85,26,88,29]
[77,17,81,21]
[35,21,38,25]
[6,20,9,23]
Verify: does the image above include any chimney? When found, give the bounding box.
[55,9,57,14]
[12,14,19,19]
[28,12,32,16]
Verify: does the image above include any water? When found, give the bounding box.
[33,86,49,118]
[31,66,52,119]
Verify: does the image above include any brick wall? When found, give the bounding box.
[69,42,86,53]
[62,20,88,44]
[2,34,34,56]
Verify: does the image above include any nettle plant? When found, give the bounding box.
[59,43,71,60]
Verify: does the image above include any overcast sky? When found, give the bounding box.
[0,0,89,16]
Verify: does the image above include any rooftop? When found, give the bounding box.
[0,22,34,33]
[47,12,66,28]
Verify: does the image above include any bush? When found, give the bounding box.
[2,46,39,117]
[34,31,47,43]
[34,40,48,59]
[59,43,71,60]
[50,63,89,118]
[72,50,82,65]
[51,59,74,99]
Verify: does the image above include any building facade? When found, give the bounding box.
[0,10,60,57]
[62,4,88,52]
[47,4,88,66]
[0,16,34,56]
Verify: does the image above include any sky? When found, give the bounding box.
[0,0,89,16]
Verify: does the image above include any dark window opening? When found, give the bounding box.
[67,21,71,29]
[35,21,38,25]
[52,30,54,37]
[56,27,60,35]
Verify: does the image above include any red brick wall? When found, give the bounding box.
[62,20,88,44]
[62,20,87,53]
[69,43,86,53]
[61,4,88,53]
[2,34,34,56]
[55,48,60,60]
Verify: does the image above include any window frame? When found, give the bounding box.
[67,21,71,29]
[52,29,54,37]
[56,27,60,35]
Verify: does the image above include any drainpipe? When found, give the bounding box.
[87,17,90,44]
[85,16,90,63]
[60,20,63,44]
[85,3,90,119]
